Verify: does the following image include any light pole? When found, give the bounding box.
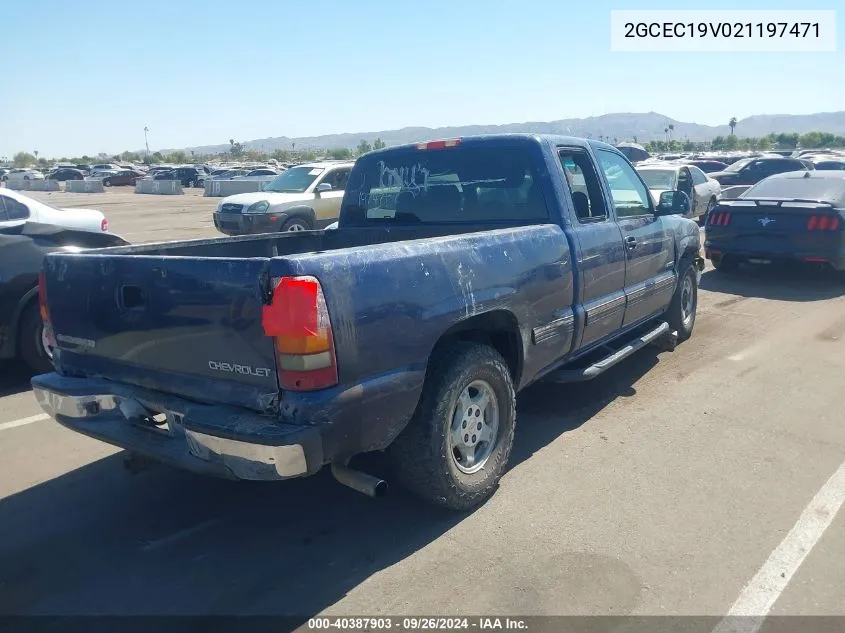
[144,126,150,158]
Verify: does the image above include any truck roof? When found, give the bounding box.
[298,160,356,169]
[364,133,615,155]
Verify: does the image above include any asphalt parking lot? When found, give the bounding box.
[27,187,221,243]
[1,190,844,624]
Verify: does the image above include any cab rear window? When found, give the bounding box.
[341,145,548,225]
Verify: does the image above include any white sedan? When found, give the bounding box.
[2,169,45,183]
[636,163,721,219]
[0,188,111,233]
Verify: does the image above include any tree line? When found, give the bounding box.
[643,131,845,154]
[7,137,389,168]
[9,130,845,169]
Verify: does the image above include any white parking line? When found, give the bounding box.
[0,413,50,432]
[711,459,845,633]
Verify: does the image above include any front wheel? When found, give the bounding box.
[389,342,516,511]
[103,178,112,187]
[667,263,698,341]
[18,303,54,374]
[281,217,311,232]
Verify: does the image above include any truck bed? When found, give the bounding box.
[42,222,557,414]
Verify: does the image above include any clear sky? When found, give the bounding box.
[0,0,841,158]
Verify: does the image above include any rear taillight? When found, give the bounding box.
[101,218,108,232]
[709,211,732,226]
[261,276,338,392]
[415,138,461,150]
[807,215,841,232]
[38,271,57,348]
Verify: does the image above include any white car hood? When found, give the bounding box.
[220,191,311,207]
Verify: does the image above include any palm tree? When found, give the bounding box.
[729,117,737,136]
[664,127,669,142]
[668,124,674,140]
[34,150,39,160]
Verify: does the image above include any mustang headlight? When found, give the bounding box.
[246,200,270,213]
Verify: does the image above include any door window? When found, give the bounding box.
[595,150,652,217]
[676,168,693,195]
[558,149,608,222]
[4,196,30,220]
[689,166,707,185]
[324,168,350,191]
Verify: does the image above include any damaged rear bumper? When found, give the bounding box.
[31,372,323,481]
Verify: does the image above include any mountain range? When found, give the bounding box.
[174,111,845,155]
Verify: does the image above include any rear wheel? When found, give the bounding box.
[281,217,311,232]
[18,303,53,374]
[712,254,739,273]
[103,178,112,187]
[667,262,698,341]
[389,342,516,511]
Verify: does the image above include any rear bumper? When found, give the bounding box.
[705,237,845,270]
[31,372,323,481]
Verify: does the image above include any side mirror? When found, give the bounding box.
[656,190,691,216]
[316,183,333,193]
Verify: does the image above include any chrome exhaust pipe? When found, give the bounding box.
[331,461,388,498]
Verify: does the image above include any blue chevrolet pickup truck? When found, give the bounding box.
[32,135,703,510]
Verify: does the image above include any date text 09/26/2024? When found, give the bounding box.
[307,617,528,630]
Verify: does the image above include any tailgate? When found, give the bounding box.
[43,253,278,410]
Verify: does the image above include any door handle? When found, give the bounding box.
[625,236,638,250]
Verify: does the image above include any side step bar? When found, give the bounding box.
[544,321,673,383]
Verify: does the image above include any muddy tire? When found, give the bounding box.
[666,263,698,342]
[389,342,516,511]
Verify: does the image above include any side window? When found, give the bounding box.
[595,150,651,218]
[326,168,350,191]
[558,149,608,222]
[755,161,776,175]
[689,166,707,185]
[5,197,30,220]
[0,196,8,221]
